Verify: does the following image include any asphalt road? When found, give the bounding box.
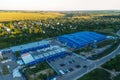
[57,30,120,80]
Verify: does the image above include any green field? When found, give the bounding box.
[78,68,111,80]
[0,12,64,22]
[102,54,120,71]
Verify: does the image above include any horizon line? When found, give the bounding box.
[0,9,120,12]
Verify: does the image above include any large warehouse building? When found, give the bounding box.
[21,46,66,65]
[10,40,50,53]
[57,31,107,49]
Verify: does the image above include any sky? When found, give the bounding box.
[0,0,120,11]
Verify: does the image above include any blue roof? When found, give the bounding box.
[58,31,106,49]
[10,40,49,52]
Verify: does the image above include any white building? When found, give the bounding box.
[0,51,3,59]
[12,67,22,78]
[21,53,35,64]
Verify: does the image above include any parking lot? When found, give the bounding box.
[48,53,91,75]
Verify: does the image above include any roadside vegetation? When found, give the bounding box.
[79,54,120,80]
[78,68,111,80]
[102,54,120,71]
[113,74,120,80]
[74,46,93,53]
[78,68,120,80]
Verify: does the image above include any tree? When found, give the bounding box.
[15,51,21,58]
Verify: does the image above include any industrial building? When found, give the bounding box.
[0,39,67,65]
[0,31,107,66]
[0,40,50,54]
[57,31,107,49]
[21,46,66,65]
[10,40,50,53]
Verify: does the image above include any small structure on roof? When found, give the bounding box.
[107,36,117,40]
[17,60,24,65]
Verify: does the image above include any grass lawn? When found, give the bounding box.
[23,62,56,80]
[78,68,111,80]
